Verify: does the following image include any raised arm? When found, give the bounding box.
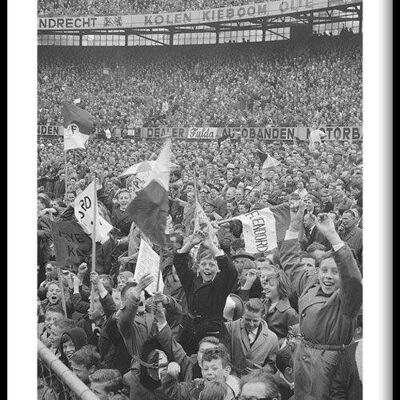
[202,231,238,292]
[71,274,90,314]
[313,214,362,318]
[90,272,117,318]
[278,201,314,296]
[153,303,192,376]
[174,232,203,292]
[117,273,154,339]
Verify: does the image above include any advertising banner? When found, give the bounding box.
[38,0,350,31]
[296,126,363,141]
[187,127,218,140]
[37,125,63,136]
[217,126,297,140]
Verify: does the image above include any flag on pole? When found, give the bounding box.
[194,201,219,247]
[126,138,172,248]
[62,102,95,151]
[74,181,113,244]
[256,149,280,169]
[232,203,291,254]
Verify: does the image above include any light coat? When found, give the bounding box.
[225,318,279,374]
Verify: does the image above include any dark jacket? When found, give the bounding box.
[162,267,188,338]
[117,295,158,372]
[263,298,299,341]
[53,179,65,200]
[339,226,363,268]
[38,215,53,268]
[173,252,237,320]
[76,292,117,347]
[99,315,131,374]
[111,206,134,237]
[330,340,362,400]
[300,225,331,251]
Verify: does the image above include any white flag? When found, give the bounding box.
[64,124,90,150]
[74,181,113,244]
[233,208,278,254]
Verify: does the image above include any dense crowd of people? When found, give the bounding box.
[37,128,363,399]
[38,34,362,131]
[38,0,274,17]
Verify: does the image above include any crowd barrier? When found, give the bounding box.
[37,339,99,400]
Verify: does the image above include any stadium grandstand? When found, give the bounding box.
[37,2,364,400]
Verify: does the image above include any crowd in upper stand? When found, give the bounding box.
[38,34,362,132]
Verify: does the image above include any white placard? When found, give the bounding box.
[134,239,163,294]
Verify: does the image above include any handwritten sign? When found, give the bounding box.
[51,220,92,265]
[134,239,163,295]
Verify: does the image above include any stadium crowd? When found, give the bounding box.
[38,0,278,17]
[38,34,362,131]
[37,126,363,399]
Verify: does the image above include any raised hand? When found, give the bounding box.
[153,291,170,305]
[167,361,181,378]
[90,271,100,286]
[289,200,306,232]
[242,269,258,290]
[153,302,167,325]
[314,213,342,245]
[191,230,205,246]
[77,262,88,280]
[137,273,154,292]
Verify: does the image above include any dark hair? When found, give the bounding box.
[299,251,315,261]
[276,346,294,374]
[38,195,51,209]
[169,232,184,247]
[240,370,281,399]
[244,298,264,315]
[315,251,335,268]
[202,346,231,368]
[199,381,230,400]
[53,318,77,330]
[231,238,245,252]
[98,274,113,293]
[70,345,101,369]
[306,242,327,254]
[89,369,122,393]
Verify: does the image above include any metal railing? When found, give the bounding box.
[37,339,99,400]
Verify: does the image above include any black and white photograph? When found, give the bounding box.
[8,1,392,400]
